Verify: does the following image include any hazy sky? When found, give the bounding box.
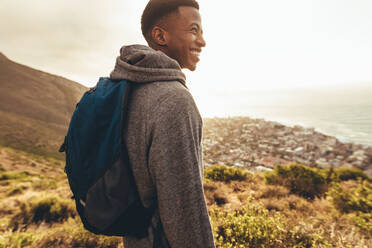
[1,0,372,116]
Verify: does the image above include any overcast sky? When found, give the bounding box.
[1,0,372,115]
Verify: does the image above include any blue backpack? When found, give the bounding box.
[59,77,153,237]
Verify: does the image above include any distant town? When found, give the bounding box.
[202,117,372,177]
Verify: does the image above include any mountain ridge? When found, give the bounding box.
[0,53,87,158]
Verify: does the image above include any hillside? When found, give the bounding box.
[0,53,87,158]
[0,146,370,247]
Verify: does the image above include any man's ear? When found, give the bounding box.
[151,26,168,46]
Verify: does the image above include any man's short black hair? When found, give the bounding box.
[141,0,199,43]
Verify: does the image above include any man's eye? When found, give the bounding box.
[191,28,198,33]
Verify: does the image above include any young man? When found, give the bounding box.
[109,0,215,247]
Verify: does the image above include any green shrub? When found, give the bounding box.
[205,164,250,182]
[351,212,372,235]
[264,164,327,199]
[34,218,122,248]
[327,180,372,214]
[53,161,62,166]
[0,232,35,248]
[32,180,58,190]
[0,171,31,181]
[211,198,284,248]
[333,167,370,182]
[7,185,28,196]
[213,192,228,206]
[327,180,372,235]
[0,218,123,248]
[256,185,289,199]
[9,195,76,230]
[320,167,371,184]
[210,197,327,248]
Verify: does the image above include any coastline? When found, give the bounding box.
[199,103,372,147]
[202,116,372,177]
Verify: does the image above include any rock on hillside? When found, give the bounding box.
[0,53,87,158]
[202,117,372,177]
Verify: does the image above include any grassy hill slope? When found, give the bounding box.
[0,53,87,158]
[0,146,370,247]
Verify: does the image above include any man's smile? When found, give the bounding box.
[190,48,201,60]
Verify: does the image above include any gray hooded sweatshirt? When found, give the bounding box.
[110,45,215,248]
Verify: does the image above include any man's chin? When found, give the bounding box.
[185,63,197,71]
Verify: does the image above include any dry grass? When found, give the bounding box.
[0,146,371,247]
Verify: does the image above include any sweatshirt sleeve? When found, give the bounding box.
[148,90,215,248]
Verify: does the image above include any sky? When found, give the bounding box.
[1,0,372,116]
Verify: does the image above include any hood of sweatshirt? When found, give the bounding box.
[110,45,186,85]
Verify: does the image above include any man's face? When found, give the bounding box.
[163,6,206,71]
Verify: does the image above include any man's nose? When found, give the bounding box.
[197,34,206,47]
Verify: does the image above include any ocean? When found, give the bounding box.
[242,104,372,147]
[198,87,372,147]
